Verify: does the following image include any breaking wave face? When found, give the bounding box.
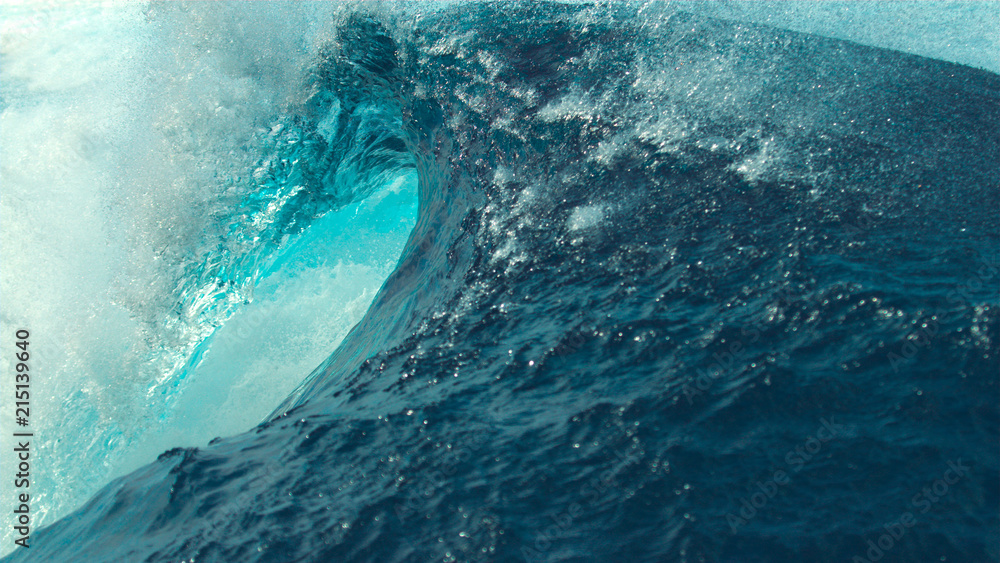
[2,2,998,562]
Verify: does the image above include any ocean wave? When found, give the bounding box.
[2,2,998,562]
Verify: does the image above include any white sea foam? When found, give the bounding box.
[1,0,994,554]
[0,2,415,552]
[567,204,607,232]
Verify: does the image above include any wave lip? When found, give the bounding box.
[5,3,999,563]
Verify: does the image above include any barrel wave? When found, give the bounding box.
[3,3,998,562]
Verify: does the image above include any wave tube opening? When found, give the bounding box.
[0,2,419,552]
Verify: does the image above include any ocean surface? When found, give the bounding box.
[1,2,998,562]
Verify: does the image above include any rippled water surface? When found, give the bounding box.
[1,2,997,562]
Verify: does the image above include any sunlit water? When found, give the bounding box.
[1,2,997,561]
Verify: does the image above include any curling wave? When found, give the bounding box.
[3,2,998,562]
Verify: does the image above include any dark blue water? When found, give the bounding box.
[7,4,998,562]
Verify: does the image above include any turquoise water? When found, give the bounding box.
[1,2,997,561]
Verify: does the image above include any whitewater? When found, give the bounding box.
[1,1,998,562]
